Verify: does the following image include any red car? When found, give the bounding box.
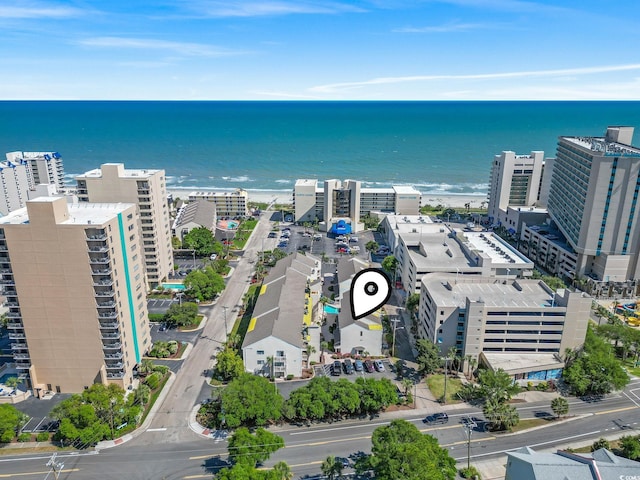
[364,360,375,373]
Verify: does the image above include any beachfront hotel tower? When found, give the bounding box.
[0,197,151,395]
[76,163,173,288]
[546,126,640,282]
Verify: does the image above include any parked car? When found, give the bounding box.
[209,253,217,260]
[354,359,364,372]
[374,360,385,372]
[268,232,277,238]
[332,360,342,376]
[423,412,449,424]
[349,236,359,242]
[364,360,375,373]
[277,242,288,248]
[343,359,354,374]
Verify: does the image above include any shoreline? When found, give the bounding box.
[167,187,486,209]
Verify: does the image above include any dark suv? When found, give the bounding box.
[343,359,354,374]
[423,412,449,424]
[332,360,342,376]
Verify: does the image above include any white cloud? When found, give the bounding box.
[79,37,247,57]
[310,64,640,93]
[393,22,493,33]
[191,1,365,17]
[0,4,83,18]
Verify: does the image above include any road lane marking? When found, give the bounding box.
[0,469,80,478]
[594,405,638,415]
[147,428,168,432]
[258,461,323,471]
[442,436,496,447]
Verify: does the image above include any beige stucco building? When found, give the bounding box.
[187,189,249,217]
[76,163,173,288]
[0,197,151,395]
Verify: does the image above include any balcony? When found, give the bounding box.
[86,233,107,241]
[105,362,124,370]
[97,301,116,308]
[10,342,28,350]
[91,267,112,275]
[6,321,23,330]
[15,362,31,370]
[98,312,117,320]
[93,279,114,287]
[102,342,122,350]
[0,279,15,285]
[106,371,125,379]
[89,256,110,264]
[99,323,119,330]
[104,352,123,360]
[100,332,120,340]
[13,353,29,360]
[94,289,115,298]
[88,246,109,253]
[8,333,25,340]
[0,245,8,252]
[6,312,21,318]
[4,302,18,307]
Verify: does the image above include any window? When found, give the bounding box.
[257,360,264,365]
[127,213,133,220]
[257,350,265,355]
[276,350,284,356]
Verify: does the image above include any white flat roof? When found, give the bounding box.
[295,179,318,187]
[0,198,133,225]
[462,231,531,265]
[189,190,247,197]
[482,353,564,373]
[393,185,421,194]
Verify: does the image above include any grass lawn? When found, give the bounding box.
[178,314,204,331]
[139,373,170,425]
[231,285,260,347]
[509,418,550,433]
[624,359,640,377]
[231,219,258,250]
[426,373,463,404]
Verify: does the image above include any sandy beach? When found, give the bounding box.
[167,188,486,210]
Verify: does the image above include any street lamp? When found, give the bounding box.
[462,419,476,470]
[176,292,184,306]
[442,357,449,405]
[192,249,196,269]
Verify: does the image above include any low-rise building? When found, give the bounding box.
[172,200,217,240]
[242,253,321,378]
[188,189,248,217]
[506,447,640,480]
[418,273,591,378]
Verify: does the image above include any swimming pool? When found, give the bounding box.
[162,283,186,290]
[324,305,340,314]
[0,373,17,385]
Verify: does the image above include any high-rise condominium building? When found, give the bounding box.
[487,150,550,233]
[0,151,65,215]
[187,189,249,217]
[0,197,150,395]
[547,126,640,281]
[76,163,173,287]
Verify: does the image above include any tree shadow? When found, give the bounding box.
[201,456,231,475]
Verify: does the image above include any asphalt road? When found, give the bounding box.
[1,380,639,479]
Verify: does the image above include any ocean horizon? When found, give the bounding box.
[2,100,640,197]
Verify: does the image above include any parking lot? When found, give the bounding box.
[272,223,375,261]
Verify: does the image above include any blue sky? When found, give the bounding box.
[2,0,640,100]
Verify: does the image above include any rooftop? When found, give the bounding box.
[77,163,161,178]
[172,200,216,231]
[481,353,564,374]
[421,273,557,309]
[564,135,640,157]
[188,189,247,198]
[0,198,133,226]
[295,179,318,187]
[462,231,531,265]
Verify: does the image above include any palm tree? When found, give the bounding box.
[468,358,478,379]
[138,359,154,377]
[305,345,316,367]
[225,333,241,349]
[447,347,458,373]
[271,461,293,480]
[321,456,343,480]
[551,397,569,419]
[464,355,473,377]
[401,378,413,395]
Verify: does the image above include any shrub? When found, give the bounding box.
[152,364,170,375]
[168,341,179,355]
[536,381,548,391]
[17,432,31,442]
[286,374,294,380]
[592,438,610,451]
[527,381,534,391]
[145,372,161,390]
[459,466,482,479]
[36,432,50,442]
[149,313,165,322]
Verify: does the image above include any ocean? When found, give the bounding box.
[1,101,640,197]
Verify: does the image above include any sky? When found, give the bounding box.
[2,0,640,100]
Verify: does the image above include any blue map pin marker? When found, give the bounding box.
[350,268,392,320]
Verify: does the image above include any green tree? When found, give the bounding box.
[368,419,456,480]
[321,456,343,480]
[591,438,610,451]
[184,266,226,301]
[415,339,441,375]
[381,255,398,278]
[365,241,379,253]
[227,427,284,466]
[477,368,521,403]
[182,227,217,256]
[171,236,182,249]
[3,376,20,390]
[216,347,245,382]
[356,377,398,414]
[164,302,199,327]
[220,374,284,428]
[551,397,569,419]
[0,404,28,443]
[406,293,420,319]
[482,398,520,431]
[619,435,640,460]
[269,461,293,480]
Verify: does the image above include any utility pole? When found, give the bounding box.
[443,357,449,405]
[46,453,64,479]
[462,418,476,471]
